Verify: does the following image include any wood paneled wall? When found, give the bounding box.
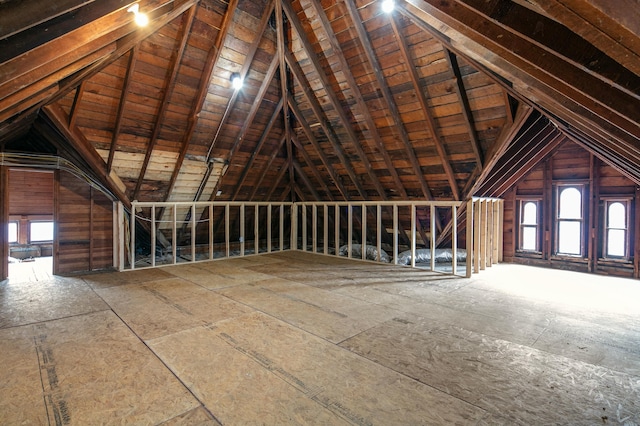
[9,169,54,216]
[54,170,114,274]
[503,140,638,278]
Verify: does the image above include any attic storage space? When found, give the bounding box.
[0,0,639,423]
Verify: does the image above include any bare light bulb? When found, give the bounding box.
[127,4,149,27]
[381,0,395,13]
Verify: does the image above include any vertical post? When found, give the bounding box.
[466,199,474,278]
[279,203,284,251]
[302,204,307,252]
[172,204,177,264]
[117,202,125,271]
[312,204,317,253]
[291,203,298,250]
[255,204,260,255]
[480,199,487,270]
[474,199,481,274]
[209,204,214,260]
[191,203,196,262]
[430,204,436,272]
[240,203,245,256]
[225,204,230,257]
[324,204,329,255]
[411,204,416,268]
[492,200,500,264]
[151,205,156,267]
[393,204,398,265]
[348,204,353,259]
[267,204,272,253]
[452,205,458,276]
[361,204,366,261]
[499,199,504,262]
[487,200,493,267]
[130,202,137,269]
[0,166,7,280]
[335,204,340,257]
[376,204,382,262]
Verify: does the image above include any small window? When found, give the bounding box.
[8,221,18,243]
[30,221,54,242]
[604,200,629,259]
[556,186,584,256]
[518,200,539,251]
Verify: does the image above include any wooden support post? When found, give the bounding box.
[466,199,474,277]
[240,204,245,256]
[312,204,317,253]
[172,205,177,264]
[209,204,214,260]
[255,204,260,255]
[362,204,366,261]
[430,204,436,272]
[393,205,398,265]
[348,204,353,259]
[191,203,196,262]
[635,188,640,279]
[335,204,340,256]
[151,205,156,267]
[291,203,297,250]
[0,166,8,280]
[411,204,417,268]
[225,204,230,257]
[131,203,137,270]
[302,204,307,252]
[452,205,458,276]
[377,205,382,262]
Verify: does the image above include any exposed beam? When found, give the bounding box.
[304,0,396,200]
[163,0,239,203]
[291,134,335,201]
[466,103,534,197]
[3,0,198,125]
[133,5,196,200]
[402,0,640,156]
[443,49,483,167]
[249,135,287,200]
[388,12,457,201]
[68,80,87,130]
[231,98,284,201]
[284,49,359,199]
[265,157,290,201]
[292,159,321,201]
[107,47,138,173]
[204,0,275,162]
[42,104,131,209]
[210,55,280,199]
[287,100,350,200]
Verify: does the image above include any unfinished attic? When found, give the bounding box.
[0,0,639,423]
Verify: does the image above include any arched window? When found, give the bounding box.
[556,186,583,256]
[519,200,539,251]
[605,200,628,258]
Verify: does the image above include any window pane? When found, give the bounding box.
[608,202,626,228]
[522,202,537,225]
[558,221,581,255]
[559,187,581,219]
[30,222,54,242]
[8,222,17,243]
[522,226,537,251]
[607,229,625,257]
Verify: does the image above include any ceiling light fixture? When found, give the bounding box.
[230,72,243,90]
[381,0,395,13]
[127,4,149,27]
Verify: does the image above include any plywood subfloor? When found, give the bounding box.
[1,251,639,425]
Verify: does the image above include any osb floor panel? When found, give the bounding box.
[1,252,639,425]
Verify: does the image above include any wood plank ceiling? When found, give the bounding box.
[0,0,638,212]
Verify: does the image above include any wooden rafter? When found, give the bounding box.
[275,0,295,202]
[265,157,290,201]
[1,0,198,124]
[68,81,87,130]
[249,135,287,200]
[107,47,138,173]
[284,49,359,199]
[133,5,197,200]
[210,55,281,199]
[231,98,284,201]
[402,0,640,157]
[443,49,483,168]
[204,0,275,162]
[305,0,396,199]
[290,134,335,201]
[163,0,240,203]
[287,99,350,200]
[292,159,321,201]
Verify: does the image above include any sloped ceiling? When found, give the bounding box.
[0,0,638,210]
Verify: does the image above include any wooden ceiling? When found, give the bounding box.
[0,0,638,208]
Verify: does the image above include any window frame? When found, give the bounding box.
[516,198,542,253]
[601,197,631,260]
[554,184,586,257]
[8,221,18,244]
